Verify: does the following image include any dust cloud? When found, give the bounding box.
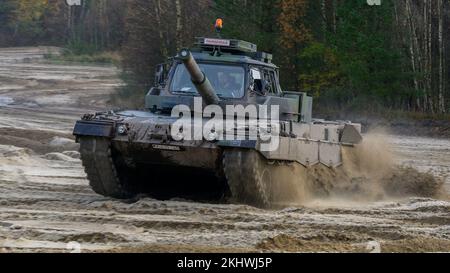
[271,130,445,207]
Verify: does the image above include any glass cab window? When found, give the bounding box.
[250,67,279,95]
[171,63,246,99]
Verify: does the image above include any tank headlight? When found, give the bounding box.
[173,127,185,141]
[117,125,128,135]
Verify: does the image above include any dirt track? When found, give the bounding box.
[0,48,449,253]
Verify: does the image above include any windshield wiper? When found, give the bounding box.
[172,91,198,95]
[173,91,233,99]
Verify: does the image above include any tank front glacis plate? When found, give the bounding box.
[105,112,219,149]
[73,120,114,138]
[114,118,221,149]
[74,111,223,170]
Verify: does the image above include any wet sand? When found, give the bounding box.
[0,47,449,253]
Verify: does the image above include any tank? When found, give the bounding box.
[73,36,363,208]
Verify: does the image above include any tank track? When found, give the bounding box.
[79,137,135,199]
[223,149,273,208]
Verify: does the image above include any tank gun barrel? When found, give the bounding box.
[178,49,220,105]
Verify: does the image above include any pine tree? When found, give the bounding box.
[0,0,17,46]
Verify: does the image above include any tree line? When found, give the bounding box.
[0,0,125,52]
[0,0,448,114]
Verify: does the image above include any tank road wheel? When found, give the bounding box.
[79,137,135,199]
[223,149,274,208]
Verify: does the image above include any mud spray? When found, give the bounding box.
[271,131,445,207]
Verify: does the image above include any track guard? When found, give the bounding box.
[73,120,114,138]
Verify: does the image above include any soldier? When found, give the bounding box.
[218,72,241,98]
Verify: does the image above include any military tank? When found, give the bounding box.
[73,33,363,208]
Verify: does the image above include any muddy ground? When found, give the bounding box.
[0,47,449,253]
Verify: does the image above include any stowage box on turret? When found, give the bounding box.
[73,31,363,208]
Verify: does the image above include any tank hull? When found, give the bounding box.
[74,110,361,168]
[74,110,362,207]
